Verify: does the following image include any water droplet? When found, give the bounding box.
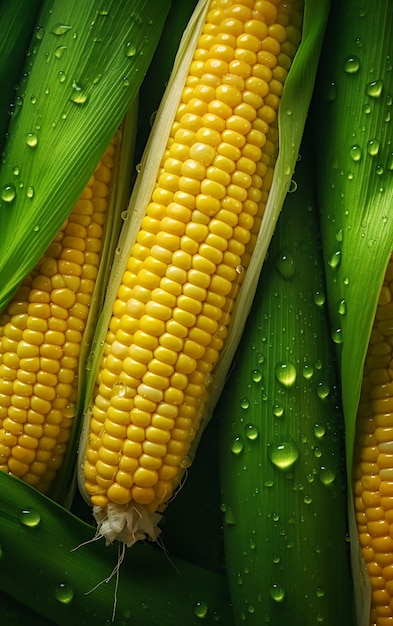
[50,24,72,36]
[268,439,299,470]
[276,250,295,279]
[343,56,360,74]
[355,37,362,47]
[231,436,244,455]
[30,95,37,105]
[35,26,45,40]
[19,508,41,527]
[26,132,38,147]
[287,179,297,193]
[335,227,343,242]
[387,154,393,170]
[180,454,193,468]
[274,361,296,387]
[376,164,384,176]
[367,138,380,156]
[121,210,128,221]
[245,423,259,441]
[240,397,250,409]
[323,81,337,101]
[113,382,127,397]
[1,184,16,202]
[349,144,362,161]
[12,166,19,176]
[70,81,89,105]
[338,299,347,315]
[319,465,336,485]
[302,363,314,379]
[26,186,34,199]
[55,45,67,59]
[304,494,312,504]
[194,601,208,619]
[54,583,74,604]
[251,369,262,383]
[269,583,285,602]
[328,249,341,269]
[313,290,325,306]
[332,327,343,344]
[272,403,284,417]
[366,80,383,98]
[317,381,330,399]
[236,264,245,275]
[126,42,137,57]
[224,506,236,525]
[363,103,371,114]
[63,403,77,419]
[123,76,130,87]
[314,423,325,438]
[33,224,40,233]
[316,586,325,598]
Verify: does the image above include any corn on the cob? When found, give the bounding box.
[353,253,393,626]
[78,0,305,546]
[0,132,122,496]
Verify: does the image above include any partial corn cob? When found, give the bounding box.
[217,134,355,625]
[312,0,393,623]
[353,254,393,626]
[0,126,128,499]
[77,0,311,546]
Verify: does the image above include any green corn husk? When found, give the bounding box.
[0,472,234,626]
[0,0,43,154]
[0,0,171,312]
[76,0,331,546]
[216,134,355,625]
[312,1,393,620]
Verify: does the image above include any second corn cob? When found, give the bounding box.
[0,126,129,500]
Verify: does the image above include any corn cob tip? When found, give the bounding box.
[93,502,162,547]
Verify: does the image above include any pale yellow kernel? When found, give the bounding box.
[138,382,163,403]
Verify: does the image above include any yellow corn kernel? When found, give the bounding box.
[82,0,303,543]
[0,132,121,494]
